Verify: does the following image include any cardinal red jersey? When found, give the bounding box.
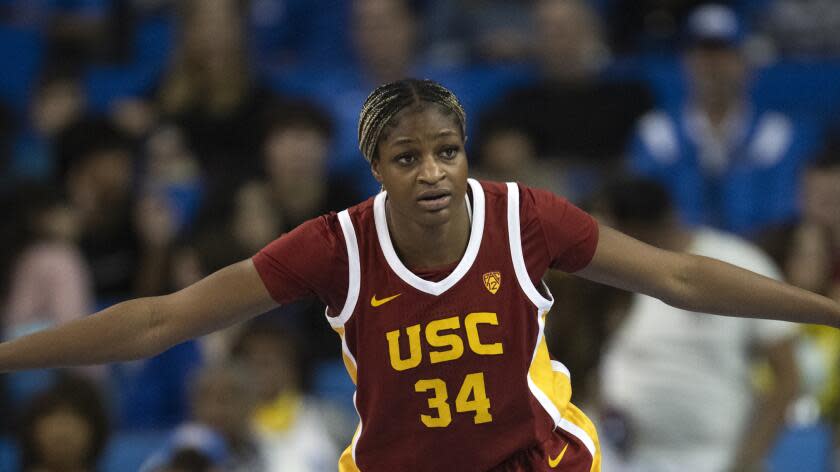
[253,179,601,471]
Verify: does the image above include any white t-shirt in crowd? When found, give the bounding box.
[599,228,797,472]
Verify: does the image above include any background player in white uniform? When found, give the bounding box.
[595,178,799,472]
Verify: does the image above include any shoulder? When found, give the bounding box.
[474,179,509,197]
[291,196,374,239]
[346,195,376,222]
[474,178,565,203]
[635,110,680,164]
[749,111,795,167]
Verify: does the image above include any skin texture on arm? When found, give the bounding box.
[0,259,278,372]
[575,224,840,328]
[730,337,800,472]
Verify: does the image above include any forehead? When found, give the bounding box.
[380,104,462,144]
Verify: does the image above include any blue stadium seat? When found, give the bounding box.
[0,26,43,112]
[0,436,19,472]
[110,341,203,430]
[83,16,173,112]
[98,429,170,472]
[312,359,356,416]
[768,422,834,472]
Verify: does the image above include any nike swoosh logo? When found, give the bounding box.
[370,293,401,307]
[548,443,569,468]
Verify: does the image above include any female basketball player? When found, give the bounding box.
[1,79,838,472]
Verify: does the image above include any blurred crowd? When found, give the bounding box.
[1,0,840,471]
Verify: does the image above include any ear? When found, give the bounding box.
[370,158,383,184]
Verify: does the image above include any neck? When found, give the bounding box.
[697,97,740,128]
[386,196,471,269]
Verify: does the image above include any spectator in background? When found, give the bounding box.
[56,117,138,302]
[1,0,115,67]
[12,68,86,181]
[51,116,201,430]
[471,121,566,195]
[111,132,205,428]
[157,173,286,363]
[178,102,358,366]
[16,373,110,472]
[482,0,653,200]
[629,4,816,236]
[249,0,353,69]
[423,0,535,64]
[757,0,840,58]
[157,0,279,193]
[600,0,720,55]
[759,132,840,434]
[594,177,799,472]
[246,101,360,374]
[188,362,263,471]
[140,423,228,472]
[230,322,340,472]
[3,183,90,334]
[272,0,430,197]
[257,100,359,230]
[133,124,202,298]
[2,183,104,405]
[774,136,840,301]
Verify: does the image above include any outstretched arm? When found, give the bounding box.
[575,225,840,327]
[0,259,278,372]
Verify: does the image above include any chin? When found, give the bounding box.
[415,207,452,227]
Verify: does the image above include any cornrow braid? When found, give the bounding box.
[358,78,467,163]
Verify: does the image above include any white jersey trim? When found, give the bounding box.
[550,360,571,379]
[329,210,361,329]
[526,308,560,421]
[558,417,597,458]
[351,391,362,465]
[506,182,553,312]
[373,178,485,296]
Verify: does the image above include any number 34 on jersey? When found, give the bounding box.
[385,312,504,428]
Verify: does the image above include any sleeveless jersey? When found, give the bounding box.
[327,179,599,471]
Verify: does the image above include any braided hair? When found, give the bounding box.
[358,79,466,163]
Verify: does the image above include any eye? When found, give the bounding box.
[394,153,416,165]
[439,146,459,160]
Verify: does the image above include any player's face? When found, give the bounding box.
[371,104,468,227]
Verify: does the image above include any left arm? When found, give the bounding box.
[575,224,840,327]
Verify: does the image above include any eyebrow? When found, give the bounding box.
[390,129,460,146]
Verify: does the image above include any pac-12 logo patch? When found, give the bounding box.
[482,272,501,294]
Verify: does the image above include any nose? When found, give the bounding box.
[417,154,445,184]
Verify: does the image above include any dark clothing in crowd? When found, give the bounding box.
[485,78,654,162]
[167,88,279,193]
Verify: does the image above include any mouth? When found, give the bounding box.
[416,189,452,211]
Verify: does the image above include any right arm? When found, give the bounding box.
[0,259,278,372]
